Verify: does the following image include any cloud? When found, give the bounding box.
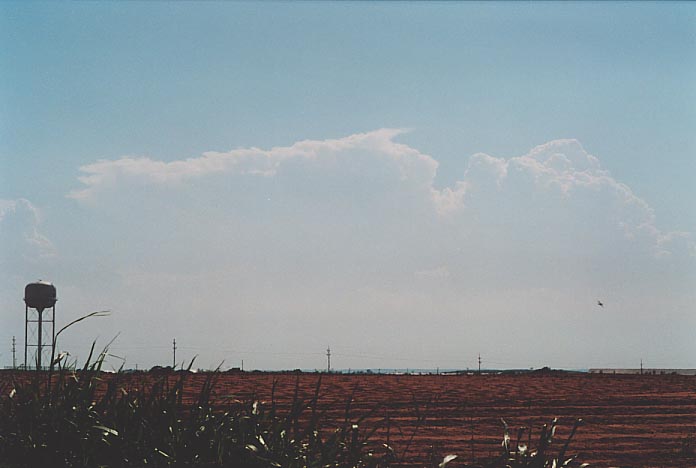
[440,138,694,259]
[0,198,55,264]
[68,128,439,200]
[431,181,468,215]
[53,131,696,368]
[67,130,693,261]
[655,230,696,259]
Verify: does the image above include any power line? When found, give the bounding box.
[326,346,331,372]
[48,340,681,371]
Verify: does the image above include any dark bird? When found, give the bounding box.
[597,300,604,307]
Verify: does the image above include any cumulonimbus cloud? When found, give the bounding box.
[67,129,693,259]
[68,129,438,199]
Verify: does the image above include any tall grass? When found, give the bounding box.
[0,347,392,468]
[0,359,588,468]
[0,316,587,468]
[480,418,587,468]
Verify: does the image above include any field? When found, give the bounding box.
[2,369,695,467]
[135,370,696,467]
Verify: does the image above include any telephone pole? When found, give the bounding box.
[640,358,643,375]
[172,338,177,369]
[478,353,481,375]
[12,336,16,369]
[326,346,331,373]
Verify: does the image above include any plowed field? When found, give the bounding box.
[194,372,696,467]
[5,371,696,467]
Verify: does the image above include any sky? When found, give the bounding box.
[1,2,695,371]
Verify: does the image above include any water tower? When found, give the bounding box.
[24,281,57,370]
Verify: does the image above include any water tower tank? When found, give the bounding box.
[24,281,57,312]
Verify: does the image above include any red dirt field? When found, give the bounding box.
[4,371,696,467]
[180,372,696,467]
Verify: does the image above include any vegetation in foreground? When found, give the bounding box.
[0,366,586,467]
[0,328,587,467]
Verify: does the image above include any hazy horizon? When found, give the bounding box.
[1,2,695,371]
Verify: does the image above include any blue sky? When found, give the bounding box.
[1,2,695,370]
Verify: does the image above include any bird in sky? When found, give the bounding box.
[597,300,604,307]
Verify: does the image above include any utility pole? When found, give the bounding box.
[172,338,177,369]
[640,359,643,375]
[12,336,16,369]
[326,346,331,373]
[478,353,481,375]
[241,359,244,371]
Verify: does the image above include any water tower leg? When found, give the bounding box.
[37,310,42,370]
[24,306,28,369]
[51,306,55,368]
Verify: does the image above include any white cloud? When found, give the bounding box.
[0,198,55,263]
[431,181,468,215]
[68,128,439,200]
[67,131,693,260]
[50,131,696,368]
[435,138,692,259]
[655,230,696,259]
